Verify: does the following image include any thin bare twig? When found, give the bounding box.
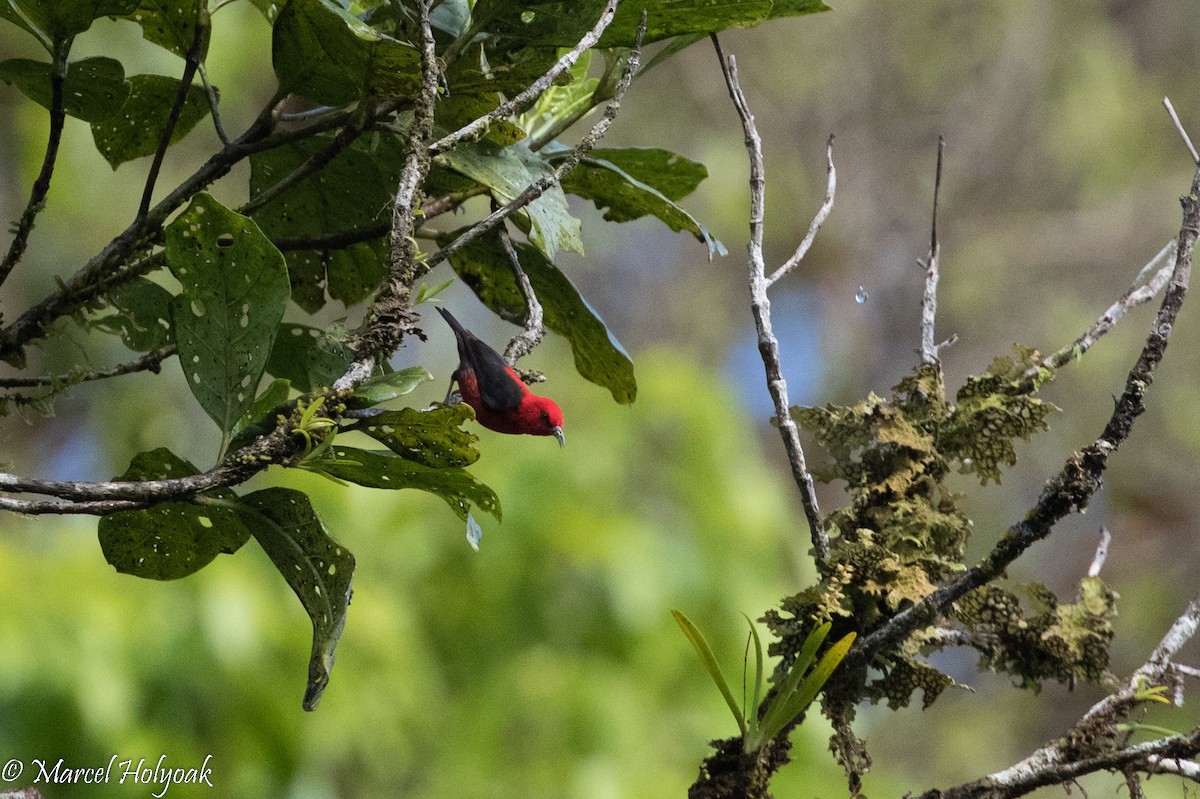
[0,346,175,389]
[197,62,228,145]
[0,39,69,288]
[712,34,829,566]
[766,134,836,287]
[1164,97,1200,166]
[499,225,545,365]
[920,135,945,366]
[1087,527,1111,578]
[427,0,619,156]
[137,3,207,222]
[424,13,645,271]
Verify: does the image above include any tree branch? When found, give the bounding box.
[0,38,70,289]
[712,34,830,567]
[426,0,619,157]
[920,135,945,366]
[498,224,546,365]
[424,13,645,271]
[850,162,1200,671]
[0,346,174,389]
[766,134,836,287]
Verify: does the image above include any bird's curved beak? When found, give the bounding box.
[552,426,565,448]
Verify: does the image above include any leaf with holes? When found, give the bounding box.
[166,193,289,442]
[314,446,500,522]
[0,0,140,41]
[91,277,174,351]
[272,0,420,105]
[265,323,353,393]
[346,405,480,468]
[0,56,130,122]
[90,73,211,169]
[448,227,636,403]
[122,0,210,58]
[98,448,250,580]
[231,377,291,446]
[250,137,392,312]
[238,487,354,711]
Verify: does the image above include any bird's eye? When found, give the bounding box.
[541,411,550,424]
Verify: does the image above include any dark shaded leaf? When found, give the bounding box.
[92,277,174,351]
[0,0,140,41]
[122,0,210,58]
[239,487,354,711]
[315,446,501,521]
[347,404,480,468]
[265,323,353,393]
[448,228,636,403]
[272,0,420,105]
[0,56,129,122]
[90,73,211,168]
[98,448,250,580]
[479,0,829,49]
[166,193,289,439]
[232,377,291,442]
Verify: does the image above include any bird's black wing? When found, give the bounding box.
[438,307,526,412]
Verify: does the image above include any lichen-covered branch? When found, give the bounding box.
[498,225,546,366]
[919,136,945,366]
[851,161,1200,671]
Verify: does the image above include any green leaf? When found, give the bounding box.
[90,73,212,169]
[757,631,855,747]
[232,377,292,440]
[436,141,583,259]
[348,365,434,409]
[515,50,597,143]
[577,147,708,201]
[744,613,764,741]
[265,323,353,393]
[122,0,210,58]
[238,487,355,711]
[448,228,636,403]
[272,0,420,106]
[671,610,746,737]
[0,0,140,42]
[250,137,393,311]
[314,446,501,522]
[97,448,250,580]
[91,277,174,351]
[479,0,829,49]
[166,193,289,442]
[0,56,130,122]
[347,405,480,468]
[559,152,724,258]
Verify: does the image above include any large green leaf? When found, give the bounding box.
[238,487,355,711]
[90,73,212,169]
[91,276,174,351]
[0,56,129,122]
[98,448,250,580]
[0,0,140,42]
[122,0,210,58]
[166,193,289,441]
[265,323,353,393]
[436,141,583,259]
[478,0,829,48]
[250,137,393,312]
[347,404,480,468]
[559,149,724,258]
[272,0,420,106]
[315,446,501,522]
[448,229,636,404]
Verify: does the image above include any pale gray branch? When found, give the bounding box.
[499,226,546,365]
[712,34,829,566]
[766,134,836,287]
[920,136,945,366]
[1164,96,1200,165]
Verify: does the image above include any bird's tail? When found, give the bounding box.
[436,306,469,341]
